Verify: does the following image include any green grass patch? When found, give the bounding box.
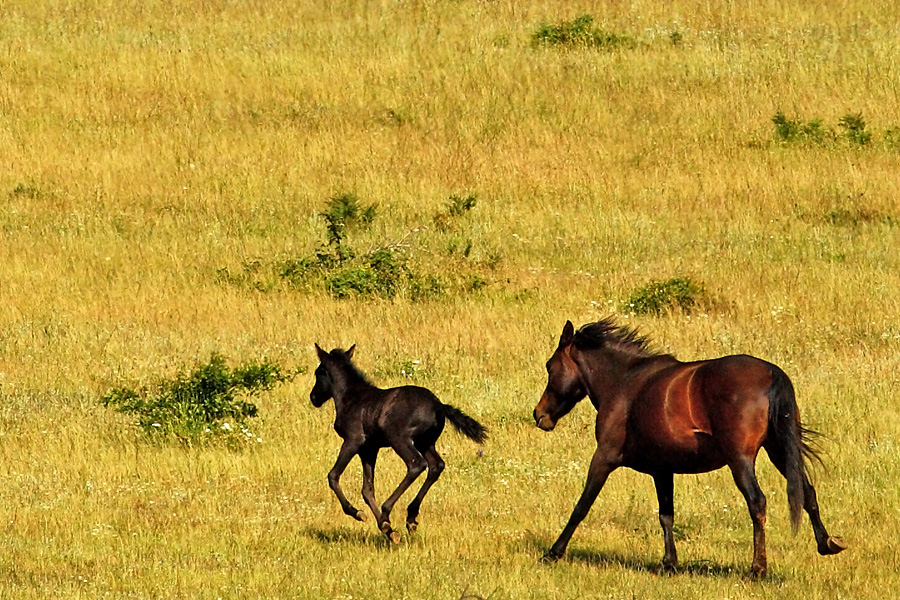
[218,193,495,301]
[623,276,707,315]
[102,354,295,446]
[531,15,635,50]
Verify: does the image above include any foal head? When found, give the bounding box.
[533,321,586,431]
[310,343,356,407]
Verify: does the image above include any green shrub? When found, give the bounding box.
[624,277,705,315]
[218,193,496,301]
[102,354,294,445]
[838,113,871,145]
[772,112,828,144]
[532,15,635,50]
[321,193,376,246]
[434,194,477,232]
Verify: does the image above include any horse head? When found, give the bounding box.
[533,321,587,431]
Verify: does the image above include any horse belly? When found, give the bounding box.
[626,430,727,475]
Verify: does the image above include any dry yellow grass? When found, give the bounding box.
[1,0,899,597]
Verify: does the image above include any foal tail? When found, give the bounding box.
[441,404,488,445]
[766,365,822,535]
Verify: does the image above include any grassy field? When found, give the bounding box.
[1,0,899,597]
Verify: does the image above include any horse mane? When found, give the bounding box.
[573,318,662,359]
[328,348,375,387]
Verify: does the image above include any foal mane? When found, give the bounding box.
[327,348,375,387]
[573,318,663,359]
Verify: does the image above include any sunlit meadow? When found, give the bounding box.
[1,0,899,598]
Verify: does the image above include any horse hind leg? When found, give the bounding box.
[729,459,768,577]
[405,446,445,534]
[763,444,847,556]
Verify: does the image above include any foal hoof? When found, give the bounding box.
[380,522,401,544]
[820,536,848,555]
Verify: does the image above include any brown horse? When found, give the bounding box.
[311,344,487,543]
[533,319,846,577]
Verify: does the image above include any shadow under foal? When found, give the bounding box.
[311,344,487,543]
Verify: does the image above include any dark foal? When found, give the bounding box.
[311,344,487,543]
[533,319,846,577]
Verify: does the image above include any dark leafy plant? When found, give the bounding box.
[321,193,376,246]
[838,113,871,145]
[532,15,635,50]
[102,354,294,445]
[772,112,828,144]
[218,193,494,301]
[624,277,705,315]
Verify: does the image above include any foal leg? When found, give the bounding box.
[405,446,445,534]
[359,447,384,525]
[379,440,427,543]
[327,440,366,522]
[653,472,678,571]
[729,459,768,577]
[543,449,615,562]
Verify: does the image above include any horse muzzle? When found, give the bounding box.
[533,408,556,432]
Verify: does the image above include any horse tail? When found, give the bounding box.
[440,404,488,445]
[766,365,821,535]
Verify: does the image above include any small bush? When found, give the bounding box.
[623,277,705,315]
[102,354,294,445]
[10,182,43,199]
[218,193,496,302]
[532,15,635,50]
[321,193,376,246]
[838,113,871,145]
[772,112,828,144]
[434,194,477,232]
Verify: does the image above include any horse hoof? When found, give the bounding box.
[748,565,767,579]
[388,530,401,544]
[540,552,561,565]
[654,561,678,575]
[355,511,367,522]
[406,521,418,535]
[820,536,847,555]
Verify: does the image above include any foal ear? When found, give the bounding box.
[346,344,356,359]
[314,343,329,361]
[559,320,575,347]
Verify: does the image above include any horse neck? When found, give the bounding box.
[574,346,668,409]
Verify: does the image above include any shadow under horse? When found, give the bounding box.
[311,344,487,543]
[533,319,846,577]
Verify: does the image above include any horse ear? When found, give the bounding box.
[346,344,356,359]
[559,320,575,347]
[314,343,328,361]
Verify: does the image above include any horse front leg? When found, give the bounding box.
[327,440,367,522]
[543,449,615,562]
[653,472,678,571]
